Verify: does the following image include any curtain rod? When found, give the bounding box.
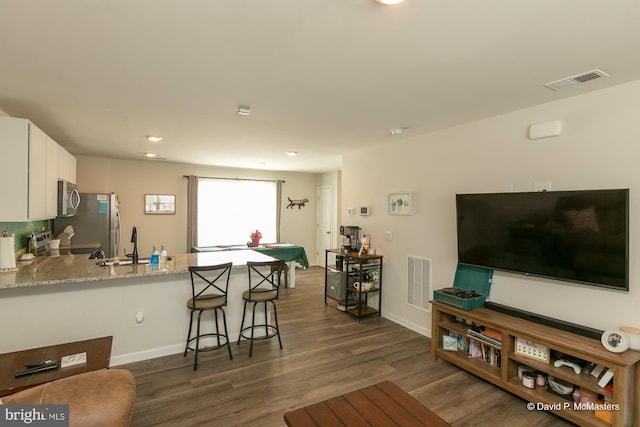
[183,175,285,183]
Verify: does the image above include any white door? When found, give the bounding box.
[316,186,333,265]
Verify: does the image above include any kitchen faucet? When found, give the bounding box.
[124,226,139,264]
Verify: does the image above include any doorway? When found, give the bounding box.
[316,186,333,265]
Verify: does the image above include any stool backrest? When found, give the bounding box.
[247,260,285,299]
[188,262,233,303]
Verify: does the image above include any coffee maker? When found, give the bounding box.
[340,225,361,252]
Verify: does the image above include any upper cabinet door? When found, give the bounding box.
[58,146,76,184]
[27,123,47,220]
[45,137,60,218]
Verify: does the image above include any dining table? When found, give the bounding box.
[191,243,309,287]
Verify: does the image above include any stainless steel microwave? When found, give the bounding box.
[58,180,80,217]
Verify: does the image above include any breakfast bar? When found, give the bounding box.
[0,250,280,365]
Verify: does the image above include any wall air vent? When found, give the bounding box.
[407,256,431,312]
[544,69,609,91]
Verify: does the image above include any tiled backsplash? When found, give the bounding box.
[0,220,51,251]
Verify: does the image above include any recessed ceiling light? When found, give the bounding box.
[286,151,298,157]
[390,127,405,135]
[146,135,163,142]
[238,106,251,116]
[143,152,157,158]
[374,0,405,5]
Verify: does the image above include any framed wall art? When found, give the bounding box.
[387,192,413,215]
[145,194,176,215]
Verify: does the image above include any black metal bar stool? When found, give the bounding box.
[237,260,285,357]
[184,262,233,370]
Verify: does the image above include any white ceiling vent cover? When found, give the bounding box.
[544,69,609,91]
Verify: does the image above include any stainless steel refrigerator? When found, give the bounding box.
[53,193,121,258]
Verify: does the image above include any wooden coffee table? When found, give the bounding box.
[0,336,112,397]
[284,381,450,427]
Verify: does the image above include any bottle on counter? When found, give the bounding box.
[150,246,160,265]
[159,245,168,263]
[29,233,38,256]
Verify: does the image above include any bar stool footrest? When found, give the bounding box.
[186,333,232,353]
[239,325,280,341]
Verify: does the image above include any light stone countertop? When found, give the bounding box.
[0,250,277,291]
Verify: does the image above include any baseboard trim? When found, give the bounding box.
[382,313,431,339]
[110,343,184,366]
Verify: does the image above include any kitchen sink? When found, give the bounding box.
[96,257,172,266]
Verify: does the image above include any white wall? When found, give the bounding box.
[343,80,640,337]
[76,157,321,264]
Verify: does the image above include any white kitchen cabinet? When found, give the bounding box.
[58,145,76,184]
[45,137,59,218]
[0,117,68,221]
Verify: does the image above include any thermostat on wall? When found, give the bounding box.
[360,206,370,216]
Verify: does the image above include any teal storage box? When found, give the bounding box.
[433,264,493,310]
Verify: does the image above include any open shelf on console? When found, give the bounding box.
[431,300,640,427]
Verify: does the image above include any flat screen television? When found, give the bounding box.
[456,189,629,291]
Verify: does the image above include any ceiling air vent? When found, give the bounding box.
[544,69,609,91]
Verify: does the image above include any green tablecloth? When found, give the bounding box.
[191,244,309,268]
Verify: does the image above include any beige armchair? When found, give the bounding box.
[2,369,136,427]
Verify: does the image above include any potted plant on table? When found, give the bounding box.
[249,230,262,247]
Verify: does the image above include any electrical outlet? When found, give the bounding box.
[534,181,552,192]
[135,311,144,326]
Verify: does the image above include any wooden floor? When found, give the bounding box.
[121,267,575,427]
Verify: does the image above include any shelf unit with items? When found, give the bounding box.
[324,249,383,322]
[431,301,640,427]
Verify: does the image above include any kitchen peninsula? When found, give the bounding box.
[0,250,280,365]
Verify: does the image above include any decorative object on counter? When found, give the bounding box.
[28,232,38,256]
[56,225,75,246]
[150,246,160,265]
[387,192,413,215]
[601,329,630,353]
[352,281,374,292]
[287,197,309,209]
[248,230,262,247]
[160,245,168,262]
[0,232,17,272]
[144,194,176,214]
[358,234,371,255]
[515,337,548,361]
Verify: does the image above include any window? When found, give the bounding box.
[197,178,277,246]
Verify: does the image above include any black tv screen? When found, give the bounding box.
[456,189,629,291]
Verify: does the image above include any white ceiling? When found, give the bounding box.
[1,0,639,173]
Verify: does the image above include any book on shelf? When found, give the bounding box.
[468,339,483,358]
[463,337,501,367]
[467,328,502,348]
[442,335,458,351]
[597,368,614,388]
[447,331,469,352]
[591,364,606,378]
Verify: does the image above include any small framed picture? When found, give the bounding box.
[387,192,413,215]
[443,335,458,352]
[145,194,176,215]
